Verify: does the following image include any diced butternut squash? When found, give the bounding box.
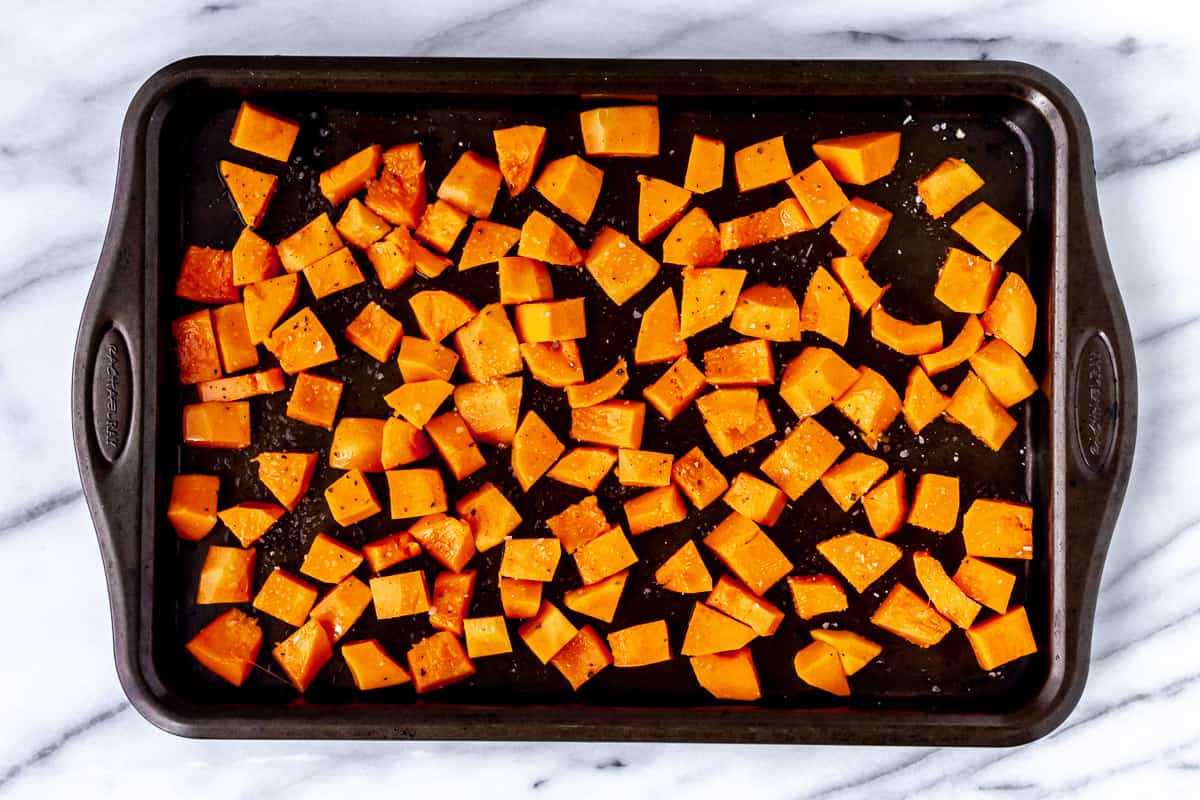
[273,619,334,692]
[243,273,299,345]
[500,537,562,582]
[816,531,902,593]
[300,533,363,584]
[787,574,849,619]
[518,601,579,663]
[718,198,811,251]
[182,401,251,449]
[500,577,543,619]
[730,283,802,341]
[580,105,659,157]
[779,347,858,420]
[515,298,587,343]
[252,451,318,511]
[397,337,458,383]
[820,453,888,512]
[361,531,423,573]
[463,616,514,658]
[232,227,281,286]
[637,175,692,243]
[681,602,756,656]
[913,550,981,629]
[518,210,583,266]
[511,410,565,491]
[196,545,255,604]
[409,513,476,572]
[953,556,1016,613]
[982,272,1036,356]
[566,358,629,410]
[521,340,586,387]
[229,102,299,162]
[186,608,262,686]
[437,151,503,219]
[429,570,476,635]
[723,472,787,526]
[679,267,746,339]
[920,315,986,376]
[172,310,221,385]
[787,159,850,227]
[324,468,382,526]
[812,131,900,185]
[703,339,774,386]
[365,230,416,290]
[217,501,283,548]
[535,154,604,224]
[969,338,1037,407]
[265,307,338,374]
[635,288,686,364]
[335,198,390,250]
[546,494,610,553]
[454,303,521,382]
[330,418,386,472]
[800,266,851,346]
[655,540,713,594]
[219,160,277,228]
[551,625,613,689]
[407,631,476,693]
[685,134,725,194]
[734,135,792,191]
[830,197,892,261]
[456,482,522,552]
[310,576,372,641]
[383,379,454,428]
[916,158,984,218]
[570,400,645,450]
[560,566,626,621]
[624,485,688,535]
[342,639,411,690]
[690,647,761,701]
[494,124,547,196]
[704,512,793,594]
[701,394,776,458]
[319,144,381,206]
[345,302,403,362]
[498,256,554,304]
[386,468,448,518]
[963,498,1034,560]
[574,526,638,585]
[459,220,520,270]
[414,199,469,255]
[760,417,844,500]
[425,412,486,480]
[643,356,706,421]
[934,247,1001,314]
[834,367,902,449]
[903,367,950,434]
[870,583,951,648]
[952,202,1022,262]
[810,629,881,676]
[966,606,1038,670]
[405,224,456,277]
[453,377,522,446]
[907,473,960,533]
[585,227,660,305]
[277,214,343,274]
[608,620,671,667]
[253,568,318,626]
[707,575,784,636]
[862,471,907,538]
[830,255,886,315]
[946,371,1018,451]
[793,641,851,696]
[548,447,617,492]
[662,207,724,267]
[176,246,237,304]
[616,449,673,487]
[286,373,342,430]
[211,303,258,373]
[871,306,943,355]
[364,143,428,228]
[671,446,728,510]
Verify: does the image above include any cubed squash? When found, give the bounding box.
[734,135,793,191]
[830,255,886,315]
[953,556,1016,613]
[579,105,659,157]
[319,144,381,206]
[397,336,459,382]
[217,501,284,548]
[816,532,902,593]
[370,570,431,618]
[454,303,521,382]
[277,214,343,273]
[585,227,660,305]
[219,160,277,228]
[703,512,793,594]
[229,102,299,161]
[634,288,686,364]
[499,537,562,582]
[197,367,285,403]
[819,453,889,512]
[810,629,882,676]
[870,306,943,355]
[684,134,725,194]
[830,197,892,261]
[265,307,338,374]
[196,545,255,605]
[655,540,713,594]
[723,472,787,526]
[386,468,448,519]
[409,514,476,572]
[934,247,1002,314]
[760,417,844,500]
[498,256,554,304]
[718,198,811,251]
[546,494,610,553]
[833,367,902,450]
[962,498,1034,560]
[671,446,728,510]
[345,302,403,363]
[793,641,850,696]
[574,526,638,585]
[903,366,951,435]
[952,202,1022,262]
[515,298,587,343]
[518,601,579,663]
[870,583,952,648]
[608,620,671,667]
[915,158,984,218]
[438,151,503,219]
[310,576,373,641]
[563,570,628,623]
[701,394,776,458]
[786,159,850,227]
[232,227,282,286]
[511,410,565,491]
[521,341,586,387]
[285,373,343,430]
[551,626,613,690]
[243,273,298,344]
[637,175,692,243]
[680,602,756,656]
[500,577,543,619]
[965,606,1038,670]
[272,619,334,692]
[548,447,617,492]
[329,417,385,472]
[365,230,416,290]
[535,155,604,224]
[643,356,706,421]
[616,449,673,488]
[456,482,522,552]
[946,371,1018,451]
[730,283,802,342]
[703,339,774,386]
[779,347,859,419]
[570,400,645,450]
[690,648,761,701]
[913,550,981,629]
[566,358,629,409]
[414,199,469,255]
[324,468,382,526]
[407,631,476,694]
[182,401,251,449]
[787,574,849,620]
[383,379,454,428]
[459,220,520,270]
[342,639,411,690]
[252,451,318,511]
[429,570,477,636]
[982,272,1037,356]
[364,147,427,229]
[300,533,364,584]
[168,474,220,541]
[800,266,851,346]
[381,416,434,469]
[335,198,390,250]
[253,568,318,626]
[624,485,688,535]
[210,303,258,373]
[463,616,514,658]
[662,207,724,267]
[185,608,262,686]
[494,124,547,196]
[679,267,747,339]
[969,338,1038,407]
[907,473,960,534]
[176,246,237,304]
[812,131,900,185]
[707,575,784,636]
[361,531,422,573]
[517,210,583,266]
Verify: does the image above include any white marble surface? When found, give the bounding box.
[2,0,1199,796]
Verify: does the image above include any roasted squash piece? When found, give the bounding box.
[253,568,319,626]
[252,451,318,511]
[965,606,1037,670]
[518,210,583,266]
[414,199,469,255]
[229,102,299,162]
[364,146,428,229]
[637,175,692,243]
[820,453,888,512]
[830,197,892,261]
[703,338,774,386]
[407,631,476,693]
[920,315,985,376]
[730,283,802,341]
[681,602,757,656]
[690,647,761,701]
[494,124,547,196]
[335,198,391,250]
[324,468,383,526]
[608,620,671,667]
[700,395,776,457]
[574,526,638,585]
[551,625,613,689]
[817,532,902,593]
[871,583,951,647]
[172,310,222,385]
[386,468,448,519]
[454,303,521,382]
[546,495,610,554]
[953,556,1017,613]
[830,255,886,315]
[232,227,282,286]
[535,155,604,224]
[662,207,724,267]
[723,472,787,526]
[286,373,342,430]
[365,229,417,290]
[570,400,646,450]
[380,416,435,471]
[655,540,713,594]
[500,577,542,619]
[634,288,686,365]
[734,135,793,191]
[778,347,859,419]
[812,131,900,185]
[459,220,520,270]
[168,474,220,541]
[183,401,251,449]
[679,267,746,339]
[871,305,943,355]
[456,482,522,552]
[511,410,565,491]
[946,371,1018,451]
[834,367,902,450]
[903,366,951,434]
[438,150,503,219]
[329,417,385,472]
[760,417,844,500]
[907,473,960,534]
[786,159,850,227]
[397,336,459,383]
[934,247,1002,314]
[685,134,725,193]
[176,246,237,304]
[302,246,364,300]
[643,356,706,420]
[671,446,728,510]
[916,158,984,219]
[409,290,477,342]
[194,549,252,606]
[521,340,585,387]
[616,448,672,488]
[217,501,284,548]
[721,198,812,252]
[383,379,454,428]
[362,531,422,574]
[515,298,587,342]
[499,537,563,582]
[464,616,514,658]
[800,266,851,346]
[300,533,364,585]
[810,629,882,676]
[982,272,1036,356]
[585,227,660,305]
[787,575,849,620]
[861,471,907,539]
[548,447,617,492]
[793,641,851,696]
[498,256,554,304]
[342,639,411,690]
[277,214,343,274]
[580,105,659,157]
[345,302,403,363]
[265,307,338,374]
[319,144,381,206]
[429,570,477,635]
[563,570,627,624]
[453,377,522,445]
[968,338,1038,407]
[272,619,334,692]
[518,601,579,663]
[425,411,486,480]
[963,498,1034,560]
[707,575,784,636]
[219,160,277,228]
[952,202,1022,262]
[704,512,793,594]
[410,513,476,572]
[243,273,299,345]
[624,485,687,535]
[186,608,262,686]
[310,577,372,642]
[913,550,981,629]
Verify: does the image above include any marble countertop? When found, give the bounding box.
[3,0,1198,796]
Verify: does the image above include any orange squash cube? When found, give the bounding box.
[608,620,671,667]
[498,256,554,305]
[517,210,583,266]
[459,220,520,270]
[684,134,725,194]
[700,395,776,458]
[640,358,704,422]
[300,533,364,584]
[982,272,1037,356]
[690,648,761,701]
[870,583,951,648]
[655,540,713,594]
[671,446,728,510]
[787,159,850,227]
[370,570,431,618]
[952,202,1022,262]
[176,245,237,303]
[342,639,411,690]
[437,151,503,219]
[277,214,343,274]
[186,608,262,686]
[946,371,1018,451]
[514,298,587,343]
[324,468,382,526]
[242,273,298,344]
[963,498,1034,560]
[734,135,793,191]
[913,550,981,629]
[718,198,811,251]
[703,338,774,386]
[365,230,416,290]
[168,474,220,541]
[329,417,385,472]
[546,494,610,553]
[704,512,793,594]
[518,601,579,663]
[573,526,638,585]
[584,227,660,305]
[253,568,318,626]
[817,532,902,593]
[548,447,617,492]
[830,255,886,316]
[637,175,692,243]
[232,227,282,286]
[407,631,476,693]
[449,378,519,448]
[834,367,902,449]
[219,160,277,228]
[551,625,613,690]
[456,482,522,552]
[681,602,756,656]
[812,131,900,185]
[953,556,1016,613]
[463,616,514,658]
[634,288,687,364]
[252,451,318,511]
[183,401,251,449]
[512,410,565,491]
[310,576,373,641]
[197,367,285,403]
[500,577,543,619]
[800,266,851,346]
[707,575,784,636]
[907,473,960,533]
[198,306,252,367]
[335,198,390,250]
[969,338,1038,407]
[871,305,943,355]
[966,606,1038,670]
[229,102,299,161]
[730,283,802,341]
[273,618,334,692]
[565,358,629,409]
[580,105,659,157]
[679,267,747,339]
[760,417,844,500]
[616,449,673,488]
[624,485,688,535]
[397,336,459,383]
[723,472,787,526]
[934,247,1002,314]
[499,538,563,582]
[217,501,283,548]
[819,453,888,513]
[319,144,381,206]
[779,347,859,419]
[285,373,342,430]
[662,207,724,267]
[265,307,338,374]
[345,302,403,363]
[196,545,255,605]
[570,400,645,450]
[494,124,547,196]
[903,367,950,435]
[414,199,469,255]
[429,570,477,636]
[521,340,585,387]
[916,158,984,218]
[454,304,522,383]
[787,574,849,620]
[386,468,448,518]
[172,310,222,384]
[366,143,428,227]
[861,471,907,538]
[830,197,892,261]
[409,514,475,572]
[810,629,882,676]
[535,155,604,225]
[383,379,454,428]
[361,531,423,573]
[793,641,850,696]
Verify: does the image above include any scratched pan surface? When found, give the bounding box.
[73,58,1136,744]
